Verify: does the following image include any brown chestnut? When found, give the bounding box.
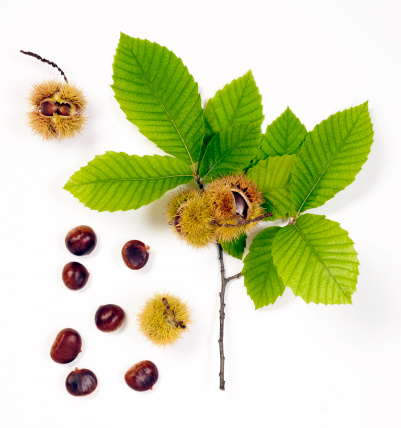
[125,360,158,392]
[122,240,149,270]
[233,191,248,218]
[58,103,71,116]
[95,304,125,332]
[40,100,57,116]
[65,225,97,256]
[62,262,89,290]
[50,328,82,364]
[66,368,97,396]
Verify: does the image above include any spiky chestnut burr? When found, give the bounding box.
[21,50,86,140]
[138,292,191,347]
[205,174,265,242]
[167,190,216,248]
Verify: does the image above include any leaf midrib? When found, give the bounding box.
[202,140,237,179]
[297,106,365,213]
[208,71,253,132]
[67,174,193,186]
[227,71,251,128]
[124,44,195,165]
[293,222,352,303]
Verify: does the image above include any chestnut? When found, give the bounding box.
[125,360,158,392]
[233,191,248,218]
[62,262,89,290]
[40,100,57,116]
[58,103,71,116]
[95,304,125,332]
[66,368,97,396]
[65,225,97,256]
[50,328,82,364]
[122,240,149,270]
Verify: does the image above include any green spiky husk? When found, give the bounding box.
[138,292,191,347]
[167,191,216,248]
[166,190,198,223]
[176,192,216,248]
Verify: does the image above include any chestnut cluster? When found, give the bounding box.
[62,225,96,291]
[167,174,265,248]
[52,225,155,396]
[50,325,157,395]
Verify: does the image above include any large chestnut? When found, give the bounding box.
[95,304,125,332]
[50,328,82,364]
[122,240,149,270]
[66,368,97,396]
[62,262,89,290]
[65,225,97,256]
[125,360,158,391]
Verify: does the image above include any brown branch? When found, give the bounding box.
[194,173,204,190]
[217,243,242,391]
[217,243,226,390]
[226,272,242,282]
[213,212,273,228]
[20,50,68,82]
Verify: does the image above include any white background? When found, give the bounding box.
[0,0,400,427]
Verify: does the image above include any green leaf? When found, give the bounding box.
[197,120,214,171]
[64,152,193,212]
[204,70,264,140]
[112,33,203,165]
[220,234,247,260]
[199,122,262,182]
[291,102,374,213]
[247,155,297,219]
[272,214,359,305]
[243,227,284,309]
[256,107,307,160]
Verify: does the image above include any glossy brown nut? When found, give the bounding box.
[125,360,158,391]
[66,368,97,396]
[122,240,149,270]
[58,103,71,116]
[233,192,248,218]
[95,304,125,332]
[50,328,82,364]
[65,225,97,256]
[40,101,57,116]
[62,262,89,290]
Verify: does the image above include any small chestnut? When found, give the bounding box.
[62,262,89,290]
[95,304,125,332]
[65,225,97,256]
[40,100,57,116]
[58,103,71,116]
[66,368,97,397]
[50,328,82,364]
[122,240,149,270]
[125,360,158,392]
